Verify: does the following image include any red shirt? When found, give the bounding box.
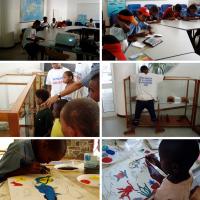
[162,7,180,19]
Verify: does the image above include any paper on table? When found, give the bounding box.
[131,41,146,48]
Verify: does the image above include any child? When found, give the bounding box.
[162,4,182,20]
[128,7,152,38]
[147,5,161,23]
[181,4,200,20]
[35,89,53,137]
[87,18,96,28]
[0,140,66,182]
[131,65,164,128]
[41,16,50,28]
[89,73,99,102]
[102,35,127,60]
[146,140,199,199]
[51,99,68,137]
[63,71,82,100]
[60,98,99,137]
[51,17,57,28]
[110,9,138,51]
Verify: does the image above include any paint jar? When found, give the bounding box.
[84,153,99,174]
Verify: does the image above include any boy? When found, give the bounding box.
[0,140,66,182]
[41,16,50,29]
[132,65,164,128]
[51,18,57,28]
[51,99,68,137]
[147,5,161,23]
[102,35,127,60]
[162,4,182,20]
[35,89,53,137]
[146,140,199,199]
[89,73,99,102]
[128,7,152,38]
[110,9,138,51]
[87,18,96,28]
[60,98,99,137]
[181,4,200,20]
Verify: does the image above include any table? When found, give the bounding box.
[0,159,99,200]
[125,24,195,60]
[163,52,200,60]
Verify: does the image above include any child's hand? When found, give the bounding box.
[145,154,159,166]
[128,35,137,42]
[24,162,50,174]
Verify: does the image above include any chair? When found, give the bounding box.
[145,4,157,10]
[160,4,172,13]
[180,4,187,10]
[44,48,70,60]
[127,4,141,15]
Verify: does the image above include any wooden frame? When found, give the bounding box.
[124,76,200,134]
[0,74,36,136]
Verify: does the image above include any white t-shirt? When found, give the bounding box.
[131,73,164,101]
[155,176,192,200]
[46,67,70,97]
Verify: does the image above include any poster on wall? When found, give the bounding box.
[107,0,126,17]
[20,0,44,22]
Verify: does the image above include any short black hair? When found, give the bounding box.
[159,140,199,172]
[140,65,149,73]
[118,9,133,17]
[64,71,74,80]
[53,99,68,118]
[36,89,50,102]
[150,5,159,13]
[43,16,47,20]
[189,4,197,11]
[174,4,182,12]
[61,98,99,137]
[102,35,120,45]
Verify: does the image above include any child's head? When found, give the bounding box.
[89,73,99,102]
[52,18,56,23]
[63,71,74,84]
[188,4,197,15]
[35,89,50,105]
[159,140,199,177]
[51,63,61,69]
[118,9,138,26]
[32,140,66,163]
[43,16,48,22]
[174,4,182,13]
[137,7,150,22]
[102,35,126,60]
[90,18,93,23]
[60,98,99,137]
[149,5,159,17]
[140,65,149,74]
[32,20,41,29]
[52,99,68,118]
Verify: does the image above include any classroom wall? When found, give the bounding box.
[103,0,189,25]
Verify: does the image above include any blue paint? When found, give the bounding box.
[35,184,57,200]
[102,145,109,151]
[106,149,115,155]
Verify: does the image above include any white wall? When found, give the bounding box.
[103,0,189,25]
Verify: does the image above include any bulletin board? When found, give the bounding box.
[107,0,126,17]
[20,0,44,22]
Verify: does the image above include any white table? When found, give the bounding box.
[125,24,194,60]
[162,52,200,60]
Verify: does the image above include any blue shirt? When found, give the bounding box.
[128,17,150,36]
[81,63,99,87]
[181,9,199,17]
[0,140,36,181]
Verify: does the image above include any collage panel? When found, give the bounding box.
[0,62,99,137]
[0,138,99,199]
[102,63,200,137]
[102,139,200,199]
[0,0,100,61]
[102,0,200,61]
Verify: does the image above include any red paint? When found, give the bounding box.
[151,182,160,190]
[80,179,91,184]
[102,157,112,163]
[11,181,23,186]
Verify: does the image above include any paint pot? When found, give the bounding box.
[102,145,109,151]
[80,179,91,184]
[102,157,112,163]
[106,149,115,155]
[84,153,99,169]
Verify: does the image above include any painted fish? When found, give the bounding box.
[114,170,128,181]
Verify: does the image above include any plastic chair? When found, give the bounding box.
[145,4,157,10]
[127,4,141,14]
[161,4,172,13]
[180,4,187,10]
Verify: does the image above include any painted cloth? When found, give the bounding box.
[0,140,36,181]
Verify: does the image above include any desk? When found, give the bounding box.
[163,52,200,60]
[125,24,194,60]
[0,160,99,200]
[160,20,200,31]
